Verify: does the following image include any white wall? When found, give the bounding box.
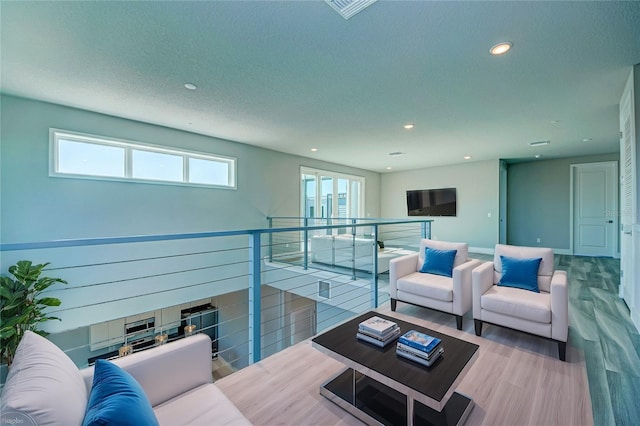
[380,160,500,250]
[0,95,381,244]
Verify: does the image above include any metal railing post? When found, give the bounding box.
[303,217,309,270]
[372,224,379,308]
[249,232,261,364]
[268,217,273,262]
[351,219,356,280]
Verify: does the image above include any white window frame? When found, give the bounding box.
[49,129,237,190]
[300,166,365,219]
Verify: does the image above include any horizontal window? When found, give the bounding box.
[50,129,236,189]
[132,149,183,182]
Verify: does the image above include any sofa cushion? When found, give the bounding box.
[498,255,542,293]
[83,359,158,426]
[153,383,251,425]
[481,285,551,323]
[397,272,453,302]
[420,248,457,277]
[0,331,88,426]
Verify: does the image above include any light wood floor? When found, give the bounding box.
[216,303,593,426]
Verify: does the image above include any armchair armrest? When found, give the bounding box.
[389,253,419,297]
[472,261,495,319]
[452,259,482,316]
[551,270,569,342]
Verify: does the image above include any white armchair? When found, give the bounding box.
[389,239,481,330]
[472,244,569,361]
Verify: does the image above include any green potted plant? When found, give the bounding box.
[0,260,67,366]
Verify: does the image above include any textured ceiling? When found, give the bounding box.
[1,1,639,172]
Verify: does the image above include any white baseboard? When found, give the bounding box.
[553,248,572,255]
[469,247,494,255]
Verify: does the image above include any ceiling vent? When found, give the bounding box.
[325,0,377,20]
[529,140,551,147]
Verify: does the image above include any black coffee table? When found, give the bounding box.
[311,311,479,426]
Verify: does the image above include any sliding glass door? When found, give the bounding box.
[301,167,364,224]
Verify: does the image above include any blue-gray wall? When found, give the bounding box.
[380,160,501,251]
[507,153,619,250]
[0,95,381,244]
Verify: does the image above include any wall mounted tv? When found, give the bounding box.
[406,188,457,217]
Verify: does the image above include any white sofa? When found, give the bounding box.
[310,234,376,271]
[472,244,569,360]
[389,239,481,330]
[1,331,250,425]
[82,333,249,425]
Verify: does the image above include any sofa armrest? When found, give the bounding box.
[472,261,495,319]
[551,270,569,342]
[389,253,419,297]
[80,333,213,407]
[452,259,482,316]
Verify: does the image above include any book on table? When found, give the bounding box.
[358,324,400,341]
[358,316,398,337]
[356,327,401,347]
[396,345,445,367]
[398,330,442,355]
[396,341,442,360]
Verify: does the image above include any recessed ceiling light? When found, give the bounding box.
[184,83,197,90]
[310,148,318,152]
[582,138,592,142]
[403,123,415,130]
[529,140,550,147]
[389,152,405,156]
[489,42,513,55]
[535,154,543,159]
[386,167,392,170]
[463,155,472,160]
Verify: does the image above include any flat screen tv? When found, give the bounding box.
[406,188,457,217]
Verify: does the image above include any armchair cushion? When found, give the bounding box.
[497,255,543,293]
[481,286,551,323]
[83,359,159,426]
[397,272,454,302]
[418,239,468,270]
[493,244,554,292]
[419,248,457,277]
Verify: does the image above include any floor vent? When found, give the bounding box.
[325,0,377,20]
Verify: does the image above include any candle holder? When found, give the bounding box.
[118,344,133,357]
[184,324,197,336]
[155,333,168,346]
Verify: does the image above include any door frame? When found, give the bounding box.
[499,159,508,244]
[569,161,619,257]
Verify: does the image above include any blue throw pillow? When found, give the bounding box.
[83,359,159,426]
[498,255,543,293]
[419,248,457,277]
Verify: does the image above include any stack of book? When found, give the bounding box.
[356,316,401,347]
[396,330,444,367]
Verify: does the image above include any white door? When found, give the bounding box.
[620,70,636,305]
[573,162,618,257]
